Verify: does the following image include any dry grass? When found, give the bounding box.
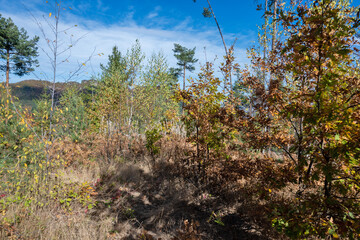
[1,133,290,240]
[1,203,114,240]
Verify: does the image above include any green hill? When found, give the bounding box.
[8,79,94,108]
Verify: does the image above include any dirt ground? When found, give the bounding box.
[90,160,282,240]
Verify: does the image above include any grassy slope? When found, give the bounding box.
[9,79,93,108]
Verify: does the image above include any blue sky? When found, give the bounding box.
[0,0,265,83]
[0,0,359,83]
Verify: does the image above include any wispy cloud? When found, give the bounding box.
[0,5,253,83]
[96,0,109,12]
[146,6,161,19]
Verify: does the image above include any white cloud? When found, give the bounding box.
[0,7,252,84]
[146,6,161,19]
[96,0,109,12]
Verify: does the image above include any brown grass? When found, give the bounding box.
[1,133,290,240]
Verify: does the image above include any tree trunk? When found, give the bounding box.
[272,0,277,51]
[207,0,227,54]
[129,90,133,134]
[181,65,186,114]
[4,49,11,124]
[324,176,331,198]
[183,65,186,91]
[263,0,268,86]
[6,49,10,89]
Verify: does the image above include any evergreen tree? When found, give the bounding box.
[172,43,198,91]
[100,45,126,77]
[93,41,144,134]
[0,14,39,88]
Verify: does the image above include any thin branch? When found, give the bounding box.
[206,0,227,55]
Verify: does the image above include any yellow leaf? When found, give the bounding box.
[49,12,52,17]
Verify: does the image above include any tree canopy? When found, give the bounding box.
[172,43,198,90]
[0,14,39,88]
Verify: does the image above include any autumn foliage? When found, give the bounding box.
[0,0,360,239]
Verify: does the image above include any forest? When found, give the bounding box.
[0,0,360,239]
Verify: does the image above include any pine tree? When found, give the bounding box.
[172,43,198,91]
[0,14,39,88]
[100,46,126,77]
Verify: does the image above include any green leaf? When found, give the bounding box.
[348,211,355,219]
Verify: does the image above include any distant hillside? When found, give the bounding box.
[8,79,95,108]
